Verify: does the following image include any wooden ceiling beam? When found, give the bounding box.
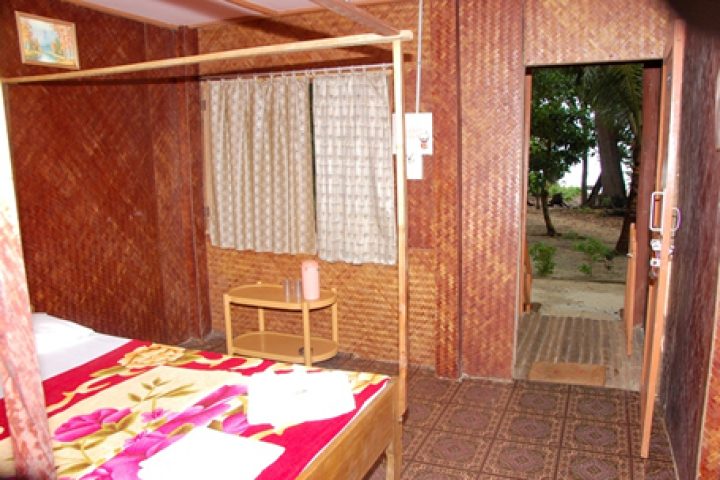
[309,0,399,36]
[224,0,278,16]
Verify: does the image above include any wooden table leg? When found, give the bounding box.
[331,288,338,343]
[302,301,312,366]
[223,295,233,355]
[258,308,265,332]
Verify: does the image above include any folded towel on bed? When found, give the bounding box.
[138,427,284,480]
[247,370,355,428]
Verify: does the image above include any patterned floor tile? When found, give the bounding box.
[562,419,631,456]
[452,380,514,409]
[405,398,445,429]
[569,385,627,400]
[365,360,400,376]
[631,458,677,480]
[508,388,568,417]
[363,458,387,480]
[414,431,490,471]
[402,462,478,479]
[557,449,632,480]
[404,426,431,461]
[409,371,461,403]
[435,403,503,438]
[567,392,627,424]
[629,424,673,461]
[626,396,664,427]
[496,411,564,447]
[482,440,558,479]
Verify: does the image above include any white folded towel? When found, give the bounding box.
[138,427,284,480]
[247,370,355,428]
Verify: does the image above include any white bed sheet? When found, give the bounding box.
[0,333,129,399]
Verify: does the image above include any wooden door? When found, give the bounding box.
[638,19,686,458]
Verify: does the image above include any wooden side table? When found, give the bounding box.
[223,282,338,366]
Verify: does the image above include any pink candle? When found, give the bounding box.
[301,260,320,300]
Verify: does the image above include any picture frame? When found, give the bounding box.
[15,11,79,70]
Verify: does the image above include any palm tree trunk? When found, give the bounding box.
[615,145,641,253]
[540,191,556,236]
[581,151,588,205]
[584,177,602,207]
[596,120,627,206]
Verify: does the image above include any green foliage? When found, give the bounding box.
[529,242,557,277]
[573,237,614,276]
[529,67,596,197]
[548,184,581,202]
[562,230,584,240]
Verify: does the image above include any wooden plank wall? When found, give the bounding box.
[0,0,210,344]
[658,23,720,480]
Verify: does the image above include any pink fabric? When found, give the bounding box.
[0,340,387,479]
[0,118,55,478]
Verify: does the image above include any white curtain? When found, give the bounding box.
[206,76,317,254]
[312,72,396,265]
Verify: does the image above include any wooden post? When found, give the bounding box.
[624,223,637,355]
[0,85,56,478]
[392,39,408,416]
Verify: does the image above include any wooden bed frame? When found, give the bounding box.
[0,3,411,478]
[299,379,401,480]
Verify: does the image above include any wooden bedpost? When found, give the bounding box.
[392,40,408,417]
[0,85,56,478]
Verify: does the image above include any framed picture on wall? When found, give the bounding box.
[15,11,79,70]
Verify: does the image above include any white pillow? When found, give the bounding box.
[32,312,95,354]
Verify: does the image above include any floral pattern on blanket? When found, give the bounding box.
[0,341,388,480]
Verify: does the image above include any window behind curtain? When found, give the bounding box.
[312,72,397,265]
[206,76,317,255]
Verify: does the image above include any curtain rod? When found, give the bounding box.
[1,31,412,85]
[203,62,393,81]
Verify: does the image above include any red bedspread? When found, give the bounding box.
[0,341,388,479]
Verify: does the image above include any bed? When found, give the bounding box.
[0,314,401,479]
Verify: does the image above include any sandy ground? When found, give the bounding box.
[527,206,626,320]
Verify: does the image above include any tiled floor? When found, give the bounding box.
[180,334,677,480]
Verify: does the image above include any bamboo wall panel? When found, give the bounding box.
[206,245,435,366]
[429,0,461,378]
[145,25,210,344]
[659,25,720,480]
[0,0,208,343]
[458,0,524,378]
[197,0,435,250]
[524,0,672,66]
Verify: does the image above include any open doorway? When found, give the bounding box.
[515,63,654,391]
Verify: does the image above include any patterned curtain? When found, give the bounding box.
[206,76,316,254]
[312,72,396,265]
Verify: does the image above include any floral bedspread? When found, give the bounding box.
[0,341,388,479]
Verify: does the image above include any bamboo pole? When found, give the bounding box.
[1,30,413,85]
[392,39,408,417]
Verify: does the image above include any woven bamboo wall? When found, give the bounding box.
[458,0,525,378]
[0,0,209,343]
[198,1,437,366]
[206,245,436,365]
[524,0,672,66]
[658,24,720,480]
[429,0,461,377]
